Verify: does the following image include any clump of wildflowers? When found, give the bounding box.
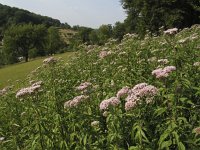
[0,88,7,96]
[125,83,158,111]
[157,59,169,64]
[152,66,176,78]
[103,111,109,117]
[43,57,57,64]
[31,81,43,87]
[117,86,130,99]
[0,137,5,142]
[99,50,111,59]
[99,97,120,111]
[164,28,178,35]
[193,62,200,67]
[64,95,89,108]
[193,127,200,135]
[91,121,100,128]
[16,81,43,98]
[125,100,137,111]
[148,57,157,62]
[76,82,92,91]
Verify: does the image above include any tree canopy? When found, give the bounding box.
[2,24,68,65]
[3,24,47,63]
[121,0,200,35]
[0,3,71,40]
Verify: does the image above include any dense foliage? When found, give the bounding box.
[2,24,65,64]
[121,0,200,35]
[71,24,124,46]
[0,25,200,149]
[0,3,71,39]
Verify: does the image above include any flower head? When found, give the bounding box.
[193,127,200,135]
[164,28,178,35]
[76,82,92,91]
[99,97,120,111]
[0,137,5,141]
[116,86,130,99]
[125,83,158,111]
[157,59,169,64]
[64,95,89,108]
[152,66,176,78]
[91,121,99,128]
[125,100,137,111]
[16,81,42,98]
[194,62,200,67]
[99,50,111,59]
[43,57,57,64]
[103,111,109,117]
[0,88,7,96]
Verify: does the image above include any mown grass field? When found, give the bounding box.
[0,52,74,88]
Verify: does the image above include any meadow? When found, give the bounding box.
[0,25,200,150]
[0,52,74,88]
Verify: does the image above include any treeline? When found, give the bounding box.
[0,3,72,66]
[121,0,200,36]
[0,24,66,65]
[0,3,71,40]
[69,22,125,47]
[70,0,200,45]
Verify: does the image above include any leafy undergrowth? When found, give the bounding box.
[0,25,200,150]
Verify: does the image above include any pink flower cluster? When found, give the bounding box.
[164,28,178,35]
[76,82,92,91]
[194,127,200,135]
[99,97,120,110]
[16,81,43,98]
[125,83,158,111]
[152,66,176,78]
[99,50,111,59]
[64,95,89,108]
[43,57,57,64]
[116,86,129,99]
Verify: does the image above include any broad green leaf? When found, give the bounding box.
[154,107,167,117]
[129,146,140,150]
[160,140,172,149]
[178,142,186,150]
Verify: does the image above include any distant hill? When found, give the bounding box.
[59,28,77,44]
[0,3,70,39]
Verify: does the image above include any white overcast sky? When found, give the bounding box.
[0,0,127,28]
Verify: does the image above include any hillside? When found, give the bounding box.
[59,28,77,45]
[0,52,74,89]
[0,3,70,39]
[0,25,200,149]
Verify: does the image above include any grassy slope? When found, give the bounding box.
[0,52,74,88]
[59,28,77,44]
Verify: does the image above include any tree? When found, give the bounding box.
[47,27,63,55]
[78,27,93,44]
[97,24,113,44]
[121,0,200,35]
[89,30,99,44]
[3,24,47,63]
[113,22,126,41]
